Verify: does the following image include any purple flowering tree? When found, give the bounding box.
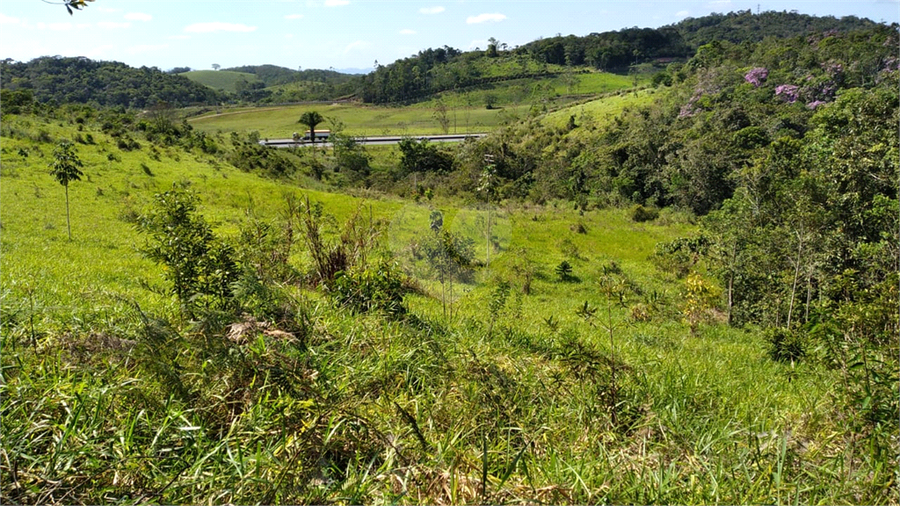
[775,84,800,103]
[744,67,768,88]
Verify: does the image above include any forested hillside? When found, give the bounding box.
[360,10,877,104]
[521,10,878,69]
[0,56,223,108]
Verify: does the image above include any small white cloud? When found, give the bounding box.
[468,39,487,50]
[466,13,506,24]
[38,22,74,31]
[285,14,304,19]
[124,12,152,22]
[675,10,690,17]
[97,21,131,29]
[285,33,295,39]
[0,13,21,25]
[708,0,731,5]
[127,44,169,55]
[184,22,257,33]
[419,6,445,14]
[344,40,371,53]
[400,29,416,35]
[325,0,349,6]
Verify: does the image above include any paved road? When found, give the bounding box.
[259,133,487,148]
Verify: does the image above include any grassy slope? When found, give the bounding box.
[188,102,527,138]
[1,112,888,504]
[188,72,645,138]
[182,70,261,92]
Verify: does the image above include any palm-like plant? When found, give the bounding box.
[49,140,84,240]
[298,111,325,143]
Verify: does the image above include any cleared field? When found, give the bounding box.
[182,70,261,92]
[188,70,646,138]
[541,88,659,131]
[189,103,531,138]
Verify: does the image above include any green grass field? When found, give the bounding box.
[188,71,646,138]
[189,102,531,138]
[181,70,261,92]
[2,110,894,504]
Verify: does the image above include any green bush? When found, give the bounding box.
[138,188,238,314]
[630,204,659,222]
[328,261,407,316]
[555,260,574,281]
[765,327,806,363]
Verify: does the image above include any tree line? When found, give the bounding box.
[0,56,222,109]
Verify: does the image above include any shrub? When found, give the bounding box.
[555,260,574,281]
[557,237,581,259]
[138,188,238,314]
[328,261,407,316]
[630,205,659,222]
[765,327,806,363]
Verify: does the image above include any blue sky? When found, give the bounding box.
[1,1,897,72]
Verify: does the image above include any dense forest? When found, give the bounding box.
[0,56,223,108]
[521,10,879,69]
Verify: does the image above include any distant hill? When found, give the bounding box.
[360,10,881,104]
[180,70,261,93]
[673,9,880,47]
[0,56,222,108]
[222,65,357,87]
[335,67,371,75]
[519,9,879,70]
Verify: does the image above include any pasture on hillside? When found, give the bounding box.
[187,71,646,138]
[180,70,262,93]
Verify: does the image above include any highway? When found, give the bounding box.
[259,133,487,148]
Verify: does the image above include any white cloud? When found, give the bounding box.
[400,29,416,35]
[285,14,304,19]
[466,13,506,24]
[37,22,74,31]
[468,39,487,50]
[168,35,191,40]
[419,6,445,15]
[344,40,371,53]
[675,10,690,17]
[127,44,169,55]
[184,22,257,33]
[708,0,731,5]
[97,21,131,29]
[0,13,21,25]
[325,0,350,6]
[124,12,152,22]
